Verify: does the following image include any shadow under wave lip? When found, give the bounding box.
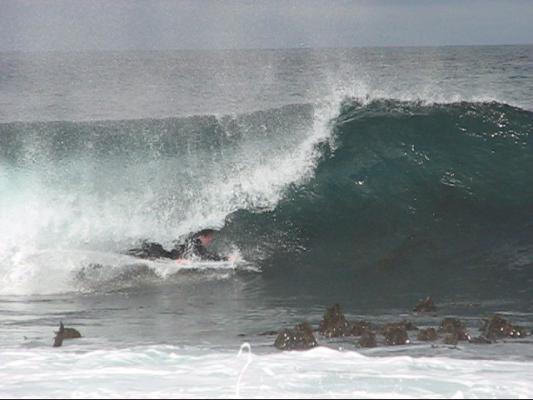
[222,98,533,295]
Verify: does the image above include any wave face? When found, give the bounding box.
[0,101,338,294]
[1,98,532,295]
[223,100,533,296]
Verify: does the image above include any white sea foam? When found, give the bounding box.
[0,94,339,295]
[1,345,532,398]
[0,248,257,295]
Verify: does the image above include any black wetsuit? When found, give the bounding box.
[127,238,226,261]
[169,237,226,261]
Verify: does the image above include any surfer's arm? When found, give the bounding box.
[169,245,186,260]
[127,241,174,259]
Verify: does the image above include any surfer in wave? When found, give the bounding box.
[127,229,232,262]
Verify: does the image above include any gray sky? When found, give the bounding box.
[1,0,532,51]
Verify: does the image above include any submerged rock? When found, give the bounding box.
[53,322,82,348]
[417,328,438,341]
[400,320,419,331]
[359,331,377,348]
[383,321,418,332]
[469,336,492,345]
[382,324,410,346]
[414,297,437,313]
[319,304,350,338]
[274,322,318,351]
[440,318,470,341]
[440,318,464,332]
[480,315,527,340]
[443,333,459,345]
[350,320,372,336]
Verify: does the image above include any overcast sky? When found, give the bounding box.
[1,0,532,51]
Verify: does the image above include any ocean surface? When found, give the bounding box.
[1,45,533,398]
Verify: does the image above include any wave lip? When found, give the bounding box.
[0,100,339,295]
[224,99,533,288]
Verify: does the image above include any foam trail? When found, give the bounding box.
[235,343,252,398]
[1,346,533,398]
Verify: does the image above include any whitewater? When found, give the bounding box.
[1,46,533,398]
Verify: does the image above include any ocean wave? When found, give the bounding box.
[222,99,533,288]
[1,97,532,295]
[0,100,335,294]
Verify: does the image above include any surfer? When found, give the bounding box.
[127,229,231,262]
[170,229,229,262]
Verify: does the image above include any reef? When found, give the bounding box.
[417,328,438,341]
[272,301,530,351]
[385,320,418,331]
[480,315,528,340]
[359,331,377,348]
[440,318,470,341]
[350,320,373,336]
[382,324,410,346]
[274,322,318,351]
[319,304,351,338]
